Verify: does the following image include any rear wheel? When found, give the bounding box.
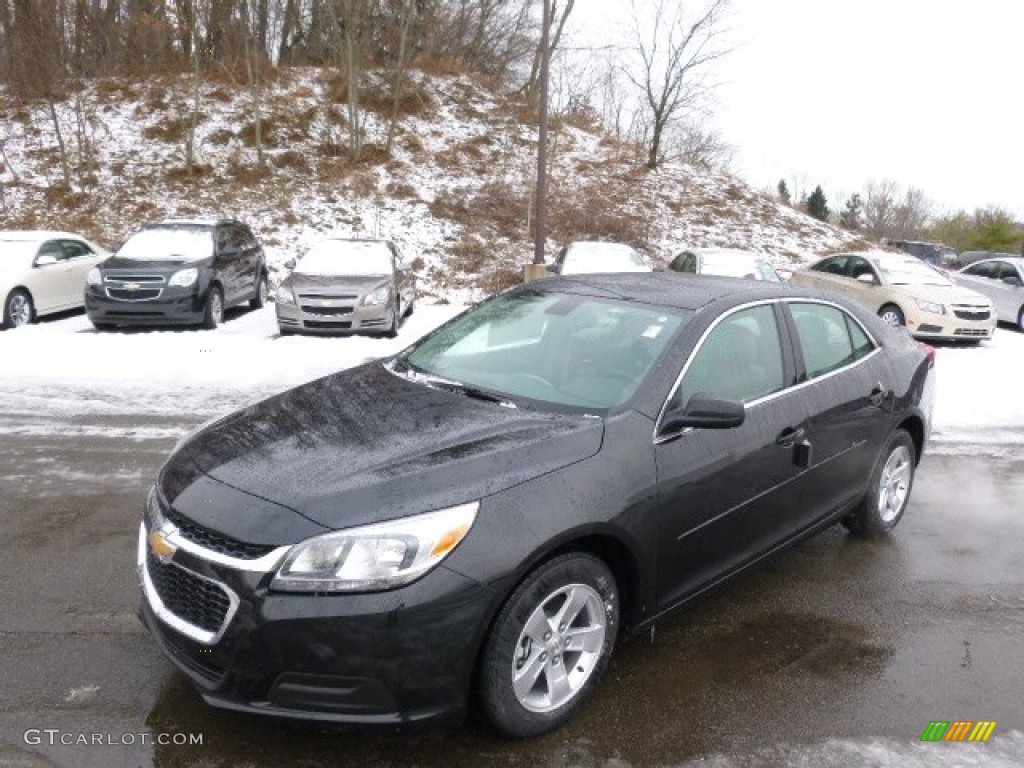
[844,429,915,537]
[3,289,34,329]
[202,287,224,330]
[1018,306,1024,332]
[250,273,268,309]
[878,303,905,327]
[478,553,618,738]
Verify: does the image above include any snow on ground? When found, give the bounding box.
[1,305,1022,452]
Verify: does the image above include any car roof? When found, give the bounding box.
[0,230,91,241]
[969,255,1024,266]
[520,272,831,311]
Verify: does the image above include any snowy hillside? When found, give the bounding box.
[0,67,869,300]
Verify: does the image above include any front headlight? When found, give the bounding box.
[271,502,479,593]
[86,267,102,286]
[168,268,198,287]
[915,298,945,315]
[276,284,295,305]
[362,285,391,307]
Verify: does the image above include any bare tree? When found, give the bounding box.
[624,0,730,169]
[385,0,414,155]
[892,186,931,240]
[863,179,899,240]
[185,9,203,176]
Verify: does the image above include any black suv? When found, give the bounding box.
[85,219,267,330]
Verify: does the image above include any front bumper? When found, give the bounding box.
[904,306,996,341]
[276,300,393,334]
[136,519,493,725]
[85,287,205,326]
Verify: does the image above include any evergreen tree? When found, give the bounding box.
[807,185,830,221]
[840,193,863,230]
[777,179,791,206]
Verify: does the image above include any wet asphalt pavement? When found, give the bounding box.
[1,432,1022,767]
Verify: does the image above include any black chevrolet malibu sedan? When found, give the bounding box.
[139,273,935,737]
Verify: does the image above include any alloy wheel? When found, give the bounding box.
[877,445,912,523]
[8,293,31,327]
[511,583,607,713]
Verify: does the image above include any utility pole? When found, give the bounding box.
[525,0,552,281]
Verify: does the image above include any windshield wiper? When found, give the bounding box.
[385,360,517,408]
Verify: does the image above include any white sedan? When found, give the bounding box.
[1,231,110,329]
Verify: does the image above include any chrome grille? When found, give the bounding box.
[162,506,276,559]
[107,287,162,301]
[297,292,358,300]
[300,305,353,317]
[146,551,231,634]
[105,274,166,285]
[952,308,991,322]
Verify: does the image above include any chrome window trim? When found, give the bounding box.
[652,297,882,446]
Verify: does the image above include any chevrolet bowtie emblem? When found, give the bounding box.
[148,530,177,563]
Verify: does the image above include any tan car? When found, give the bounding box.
[790,251,996,342]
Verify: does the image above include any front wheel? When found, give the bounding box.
[384,300,399,338]
[3,289,34,329]
[1017,306,1024,333]
[478,553,619,738]
[878,303,905,327]
[202,287,224,330]
[844,430,916,537]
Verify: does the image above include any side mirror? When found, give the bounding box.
[659,393,745,435]
[284,258,296,270]
[856,273,877,285]
[35,254,59,266]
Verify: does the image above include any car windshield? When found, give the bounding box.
[296,241,393,276]
[117,228,214,261]
[701,253,782,281]
[400,290,687,411]
[876,257,951,287]
[562,244,651,274]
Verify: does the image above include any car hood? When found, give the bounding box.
[101,255,211,270]
[176,362,604,535]
[284,273,390,295]
[892,282,990,305]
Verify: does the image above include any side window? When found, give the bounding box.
[995,262,1019,283]
[848,257,876,281]
[813,255,848,275]
[37,241,66,262]
[670,304,785,409]
[790,303,874,379]
[965,262,996,279]
[61,239,93,259]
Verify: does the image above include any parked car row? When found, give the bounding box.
[5,227,1020,342]
[2,222,419,338]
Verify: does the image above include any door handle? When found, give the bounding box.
[869,383,889,407]
[776,426,806,447]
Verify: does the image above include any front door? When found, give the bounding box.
[654,303,807,610]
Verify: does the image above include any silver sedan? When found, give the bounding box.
[952,257,1024,330]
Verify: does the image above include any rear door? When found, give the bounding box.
[782,300,891,531]
[654,302,808,609]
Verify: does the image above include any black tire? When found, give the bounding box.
[1017,306,1024,333]
[250,273,268,309]
[478,553,619,738]
[843,429,916,538]
[384,300,399,338]
[3,289,34,329]
[404,295,415,317]
[202,286,224,330]
[877,303,905,328]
